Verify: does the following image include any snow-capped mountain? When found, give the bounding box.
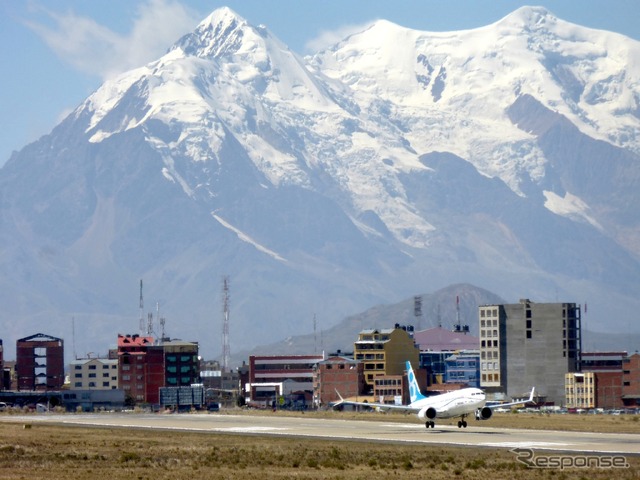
[1,6,639,360]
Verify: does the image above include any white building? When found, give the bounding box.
[69,358,119,390]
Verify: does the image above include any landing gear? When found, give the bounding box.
[457,419,468,428]
[425,421,435,429]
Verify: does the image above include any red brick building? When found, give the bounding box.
[117,334,199,405]
[313,356,364,407]
[118,334,155,404]
[622,353,640,409]
[581,352,626,409]
[16,333,64,391]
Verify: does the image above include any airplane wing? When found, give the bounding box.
[333,390,419,414]
[486,387,535,410]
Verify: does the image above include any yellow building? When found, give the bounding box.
[565,372,595,409]
[354,324,420,388]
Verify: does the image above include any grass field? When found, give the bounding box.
[0,411,638,479]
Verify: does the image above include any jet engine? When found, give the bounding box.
[418,406,437,420]
[475,406,493,420]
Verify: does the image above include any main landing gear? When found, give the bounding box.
[425,421,435,429]
[457,415,468,428]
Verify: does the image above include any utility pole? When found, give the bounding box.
[139,279,144,335]
[222,276,230,372]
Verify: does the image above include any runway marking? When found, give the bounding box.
[214,427,288,433]
[480,441,569,448]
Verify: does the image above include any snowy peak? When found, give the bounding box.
[494,5,556,32]
[171,7,254,59]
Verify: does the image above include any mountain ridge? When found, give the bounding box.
[1,6,639,361]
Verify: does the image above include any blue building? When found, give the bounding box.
[444,350,480,387]
[419,351,449,385]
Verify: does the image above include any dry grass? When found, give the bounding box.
[0,417,638,480]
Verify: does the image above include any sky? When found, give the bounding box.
[1,0,638,167]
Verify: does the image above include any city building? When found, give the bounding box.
[419,351,448,385]
[2,360,14,391]
[161,340,200,388]
[414,326,479,352]
[0,339,4,390]
[565,372,596,409]
[247,354,324,407]
[117,334,199,405]
[622,353,640,409]
[69,357,119,390]
[479,299,581,405]
[445,350,480,387]
[580,351,626,409]
[313,356,364,407]
[16,333,64,391]
[61,389,125,411]
[117,334,155,404]
[372,374,406,405]
[354,324,420,390]
[200,359,240,407]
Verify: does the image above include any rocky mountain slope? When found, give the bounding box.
[1,6,639,360]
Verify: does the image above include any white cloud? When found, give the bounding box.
[25,0,201,80]
[304,21,375,53]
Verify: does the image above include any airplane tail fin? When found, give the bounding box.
[527,387,536,404]
[406,361,426,404]
[332,389,345,409]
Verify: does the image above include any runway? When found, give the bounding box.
[3,412,639,456]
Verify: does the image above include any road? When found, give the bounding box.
[3,412,639,455]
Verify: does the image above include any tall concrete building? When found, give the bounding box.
[479,299,581,405]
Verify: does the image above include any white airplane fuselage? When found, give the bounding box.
[412,388,487,420]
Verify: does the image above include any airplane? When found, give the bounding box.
[334,361,535,429]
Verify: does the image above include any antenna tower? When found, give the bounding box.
[222,276,231,371]
[72,317,77,360]
[313,314,317,354]
[413,295,423,330]
[160,317,166,341]
[139,279,144,335]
